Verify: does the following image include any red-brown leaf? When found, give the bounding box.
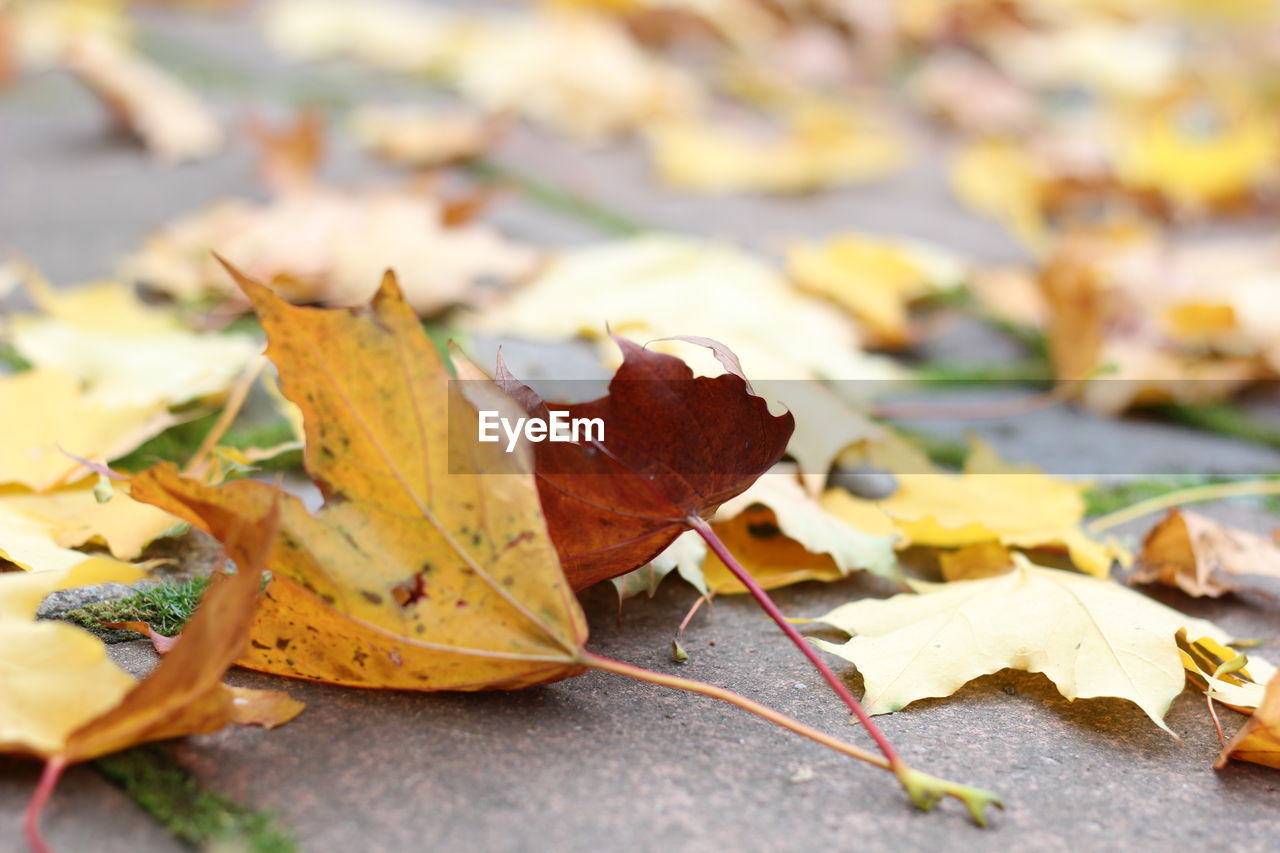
[496,335,793,590]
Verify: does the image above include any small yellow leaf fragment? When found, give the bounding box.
[1217,671,1280,770]
[227,687,306,730]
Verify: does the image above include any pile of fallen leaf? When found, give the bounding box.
[4,0,1280,849]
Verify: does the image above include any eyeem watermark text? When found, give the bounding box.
[478,411,604,452]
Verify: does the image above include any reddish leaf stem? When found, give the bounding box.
[686,515,907,774]
[24,757,66,853]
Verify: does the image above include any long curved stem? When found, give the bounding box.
[585,653,1002,825]
[686,515,907,773]
[24,757,66,853]
[1088,479,1280,533]
[584,652,888,767]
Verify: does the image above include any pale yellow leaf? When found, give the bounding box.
[787,233,965,347]
[821,438,1124,577]
[0,561,147,755]
[0,482,180,562]
[0,369,174,491]
[812,555,1249,730]
[648,98,904,194]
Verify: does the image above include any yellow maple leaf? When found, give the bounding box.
[0,562,145,757]
[2,510,302,848]
[1113,104,1277,211]
[811,554,1262,730]
[648,98,905,194]
[787,233,965,348]
[7,274,260,410]
[821,438,1125,577]
[131,267,590,691]
[0,481,179,562]
[0,368,175,492]
[950,138,1047,253]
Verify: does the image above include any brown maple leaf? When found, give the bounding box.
[486,335,794,591]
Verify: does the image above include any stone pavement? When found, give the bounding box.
[3,4,1280,852]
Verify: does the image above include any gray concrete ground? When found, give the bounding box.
[3,4,1280,852]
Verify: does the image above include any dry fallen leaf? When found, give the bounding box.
[488,334,794,591]
[351,106,503,167]
[812,554,1260,730]
[786,233,966,348]
[910,50,1035,135]
[468,234,891,491]
[1112,99,1278,214]
[1134,509,1280,598]
[265,2,701,140]
[8,506,303,850]
[121,185,538,314]
[0,481,180,562]
[615,529,709,600]
[261,0,460,74]
[648,98,905,194]
[132,265,590,690]
[453,11,702,141]
[64,35,223,163]
[695,471,898,593]
[1179,630,1275,714]
[7,278,259,409]
[0,562,149,758]
[1038,226,1270,412]
[949,137,1048,253]
[1216,670,1280,770]
[821,438,1124,578]
[469,234,885,380]
[0,368,175,492]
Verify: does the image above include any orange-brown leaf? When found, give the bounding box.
[1216,670,1280,770]
[131,264,588,691]
[60,505,294,764]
